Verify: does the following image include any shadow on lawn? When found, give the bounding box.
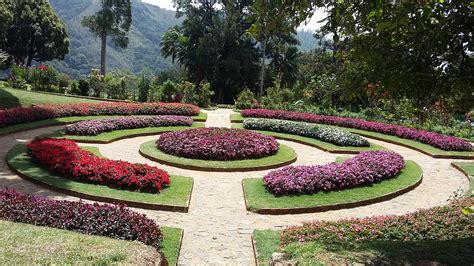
[0,87,21,109]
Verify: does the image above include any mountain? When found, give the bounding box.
[297,30,321,52]
[49,0,180,79]
[48,0,320,79]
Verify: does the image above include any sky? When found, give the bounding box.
[142,0,326,31]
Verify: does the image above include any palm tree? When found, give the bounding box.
[272,45,300,87]
[160,26,188,64]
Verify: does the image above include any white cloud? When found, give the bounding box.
[142,0,175,10]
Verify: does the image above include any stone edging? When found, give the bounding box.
[241,174,423,215]
[451,162,472,179]
[6,158,193,213]
[251,235,259,266]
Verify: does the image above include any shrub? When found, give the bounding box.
[243,118,369,147]
[78,79,90,96]
[30,64,58,92]
[65,115,193,136]
[0,102,200,128]
[241,109,473,152]
[0,189,163,248]
[195,81,214,108]
[28,138,170,193]
[281,197,474,245]
[263,151,404,196]
[235,88,258,109]
[157,127,279,160]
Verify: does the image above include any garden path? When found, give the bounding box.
[0,109,470,265]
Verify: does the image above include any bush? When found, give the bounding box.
[77,79,90,96]
[0,102,200,128]
[242,109,473,152]
[0,188,163,248]
[157,128,279,161]
[281,197,474,245]
[264,151,405,196]
[243,118,369,147]
[195,81,214,108]
[30,64,58,92]
[57,73,71,91]
[160,80,179,102]
[235,88,258,109]
[65,115,193,136]
[8,65,29,89]
[28,138,170,193]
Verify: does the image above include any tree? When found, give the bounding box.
[271,45,301,88]
[81,0,132,75]
[160,25,188,64]
[3,0,69,67]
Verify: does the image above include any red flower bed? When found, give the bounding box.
[27,138,170,193]
[0,189,163,248]
[241,109,473,152]
[0,102,200,128]
[157,127,279,160]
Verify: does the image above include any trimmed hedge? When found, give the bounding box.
[241,109,472,152]
[65,115,193,136]
[243,118,369,147]
[0,102,200,128]
[0,189,163,248]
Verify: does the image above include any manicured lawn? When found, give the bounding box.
[42,122,205,143]
[0,220,162,264]
[0,87,103,109]
[192,111,208,121]
[81,146,104,157]
[232,114,474,158]
[161,227,184,265]
[6,144,193,208]
[243,160,422,213]
[252,230,474,265]
[139,140,297,171]
[232,123,386,153]
[451,161,474,195]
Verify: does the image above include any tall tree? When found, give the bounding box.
[160,25,188,64]
[3,0,69,67]
[81,0,132,75]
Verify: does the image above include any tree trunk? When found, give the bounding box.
[100,33,107,75]
[259,32,267,97]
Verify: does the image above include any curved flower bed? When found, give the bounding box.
[27,138,170,193]
[264,150,404,196]
[65,115,193,136]
[281,197,473,245]
[242,109,472,152]
[0,102,200,128]
[0,189,163,248]
[243,118,369,147]
[157,127,279,160]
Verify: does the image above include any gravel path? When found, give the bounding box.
[0,109,470,265]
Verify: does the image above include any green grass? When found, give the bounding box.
[0,220,162,264]
[451,161,474,195]
[6,144,193,207]
[42,122,205,143]
[243,160,422,212]
[139,140,297,171]
[192,111,208,121]
[230,113,244,122]
[161,227,183,265]
[0,87,104,109]
[81,146,104,157]
[252,230,473,265]
[232,114,474,158]
[232,123,387,153]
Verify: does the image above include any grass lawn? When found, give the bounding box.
[192,111,208,121]
[139,140,297,171]
[81,146,104,157]
[252,229,474,265]
[232,114,474,158]
[161,227,184,265]
[243,160,422,213]
[6,144,193,209]
[42,122,205,143]
[232,123,386,153]
[0,87,104,109]
[451,161,474,195]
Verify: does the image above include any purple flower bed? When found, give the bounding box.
[65,115,193,136]
[0,189,163,248]
[263,150,405,196]
[157,127,280,160]
[242,109,473,152]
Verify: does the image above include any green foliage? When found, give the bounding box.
[137,69,152,102]
[30,65,59,92]
[159,80,179,102]
[235,88,258,110]
[195,81,214,108]
[87,69,106,97]
[78,79,90,96]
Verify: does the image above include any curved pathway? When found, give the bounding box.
[0,109,470,265]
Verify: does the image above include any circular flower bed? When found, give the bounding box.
[157,127,279,160]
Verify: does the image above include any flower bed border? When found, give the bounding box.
[242,160,423,215]
[139,140,297,172]
[6,145,193,212]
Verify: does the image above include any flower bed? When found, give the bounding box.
[264,151,404,196]
[157,127,279,160]
[27,138,170,193]
[65,115,193,136]
[0,188,163,248]
[280,197,473,246]
[0,102,200,128]
[241,109,472,152]
[243,118,369,147]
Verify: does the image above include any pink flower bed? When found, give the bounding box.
[0,102,200,128]
[28,138,170,193]
[241,109,472,152]
[263,151,404,196]
[157,127,279,160]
